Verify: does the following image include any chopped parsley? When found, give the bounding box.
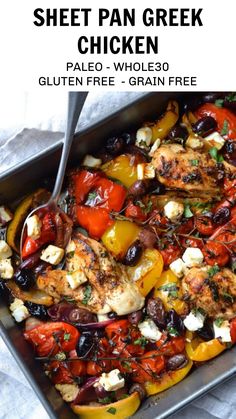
[215,99,224,108]
[190,159,199,166]
[225,93,236,102]
[167,326,179,336]
[214,317,224,327]
[134,337,148,348]
[221,119,229,136]
[66,251,75,259]
[184,203,194,218]
[207,265,220,278]
[136,199,153,214]
[121,360,132,371]
[98,397,113,404]
[87,191,98,200]
[158,283,179,299]
[64,333,71,342]
[209,147,224,163]
[63,296,76,304]
[222,292,234,304]
[82,285,92,305]
[55,352,66,361]
[107,407,117,415]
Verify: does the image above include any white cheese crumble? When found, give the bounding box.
[66,269,87,290]
[0,206,12,225]
[169,258,187,278]
[40,245,64,265]
[9,298,30,322]
[96,369,125,392]
[164,201,184,222]
[138,318,162,342]
[183,310,205,331]
[26,214,42,240]
[82,154,102,168]
[213,320,232,343]
[137,163,155,180]
[0,240,12,260]
[136,127,152,148]
[0,259,14,279]
[186,134,203,150]
[204,131,225,150]
[149,138,161,157]
[97,313,109,322]
[182,247,204,267]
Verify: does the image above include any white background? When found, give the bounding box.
[1,0,236,91]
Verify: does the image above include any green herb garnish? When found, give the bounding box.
[222,292,234,304]
[82,285,92,305]
[207,265,220,278]
[64,333,71,342]
[225,93,236,102]
[209,147,224,162]
[55,352,66,361]
[134,337,148,348]
[107,407,117,415]
[67,251,75,259]
[167,326,179,336]
[190,159,199,166]
[215,99,224,108]
[98,397,113,404]
[184,204,194,218]
[221,120,229,136]
[159,283,179,298]
[214,318,224,327]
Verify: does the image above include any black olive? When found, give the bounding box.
[121,132,136,146]
[68,308,96,324]
[167,309,184,335]
[128,310,143,325]
[14,269,35,291]
[25,301,48,320]
[192,116,217,137]
[0,280,13,304]
[128,180,149,197]
[108,311,118,319]
[129,383,147,401]
[147,297,166,329]
[222,141,236,166]
[105,137,124,155]
[76,333,94,358]
[196,323,214,341]
[122,240,143,266]
[168,125,188,142]
[213,207,231,225]
[148,179,165,195]
[166,354,188,371]
[139,228,156,249]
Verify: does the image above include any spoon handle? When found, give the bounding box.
[50,92,88,203]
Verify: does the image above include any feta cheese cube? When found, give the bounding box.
[169,258,187,278]
[164,201,184,222]
[0,259,13,279]
[26,214,42,240]
[213,320,232,342]
[186,134,203,150]
[182,247,204,267]
[82,155,102,168]
[204,132,225,150]
[10,298,30,322]
[183,310,205,331]
[40,245,64,265]
[0,206,12,226]
[149,138,161,156]
[0,240,12,260]
[136,127,152,148]
[55,384,79,402]
[97,369,125,392]
[66,269,87,289]
[137,163,155,180]
[138,318,162,342]
[97,314,109,322]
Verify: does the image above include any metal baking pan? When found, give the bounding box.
[0,92,236,419]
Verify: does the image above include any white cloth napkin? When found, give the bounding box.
[0,91,235,418]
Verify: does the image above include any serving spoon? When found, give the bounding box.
[20,92,88,260]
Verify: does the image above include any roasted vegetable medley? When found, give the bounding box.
[1,92,236,418]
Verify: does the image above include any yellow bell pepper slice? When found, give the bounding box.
[72,392,140,419]
[185,331,226,362]
[7,280,53,306]
[102,220,140,258]
[6,188,50,253]
[145,360,193,396]
[154,270,188,315]
[102,154,138,188]
[145,101,179,143]
[127,249,163,297]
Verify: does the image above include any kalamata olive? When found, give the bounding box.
[129,383,147,401]
[125,145,150,162]
[128,310,143,325]
[105,137,124,155]
[222,140,236,166]
[166,354,188,371]
[168,125,188,141]
[192,116,217,137]
[223,97,236,112]
[24,301,48,320]
[74,377,98,404]
[167,309,184,335]
[96,152,113,164]
[128,180,149,197]
[0,280,13,303]
[148,179,165,195]
[121,132,136,145]
[197,323,214,341]
[139,228,156,249]
[14,269,34,291]
[147,297,166,329]
[122,240,143,266]
[76,333,94,358]
[68,308,96,324]
[108,311,118,319]
[213,207,231,225]
[94,385,111,400]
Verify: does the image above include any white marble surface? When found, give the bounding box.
[0,91,235,419]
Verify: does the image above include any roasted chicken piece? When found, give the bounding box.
[37,233,144,315]
[182,266,236,319]
[151,144,223,193]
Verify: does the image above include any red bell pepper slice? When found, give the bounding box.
[195,103,236,140]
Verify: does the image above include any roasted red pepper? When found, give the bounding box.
[22,212,56,259]
[195,103,236,140]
